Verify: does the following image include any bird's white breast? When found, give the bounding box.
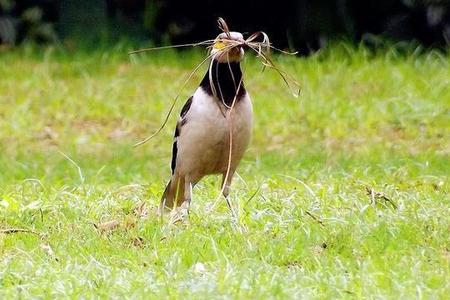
[175,87,253,182]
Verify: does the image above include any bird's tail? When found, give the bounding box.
[159,177,185,211]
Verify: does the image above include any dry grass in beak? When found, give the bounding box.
[129,17,301,147]
[217,17,231,38]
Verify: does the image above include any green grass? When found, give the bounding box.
[0,44,449,298]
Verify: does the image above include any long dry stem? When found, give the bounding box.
[128,40,216,55]
[206,66,244,215]
[133,50,219,147]
[132,20,299,147]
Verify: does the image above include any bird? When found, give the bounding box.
[159,29,253,214]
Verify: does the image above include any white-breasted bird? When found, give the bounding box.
[160,30,253,213]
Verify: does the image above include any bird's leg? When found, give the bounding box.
[158,176,178,217]
[221,172,237,220]
[164,176,190,224]
[221,172,248,233]
[181,180,193,217]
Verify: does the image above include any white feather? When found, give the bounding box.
[175,87,253,183]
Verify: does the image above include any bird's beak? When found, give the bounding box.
[240,44,249,51]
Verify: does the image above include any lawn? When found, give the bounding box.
[0,44,449,298]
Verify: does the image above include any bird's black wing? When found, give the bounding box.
[170,96,193,174]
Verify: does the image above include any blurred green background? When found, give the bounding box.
[1,0,449,53]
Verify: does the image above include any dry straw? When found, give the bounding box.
[129,17,300,147]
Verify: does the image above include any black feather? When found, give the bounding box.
[170,96,193,174]
[171,140,178,174]
[180,96,193,118]
[200,61,246,107]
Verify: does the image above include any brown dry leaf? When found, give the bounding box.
[95,220,120,233]
[133,202,150,219]
[284,260,302,269]
[132,237,145,247]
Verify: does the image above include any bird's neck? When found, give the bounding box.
[200,60,246,107]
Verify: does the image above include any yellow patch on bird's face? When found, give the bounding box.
[213,41,227,50]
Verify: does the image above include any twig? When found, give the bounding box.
[133,50,219,147]
[365,187,397,209]
[0,228,41,236]
[305,211,325,227]
[245,185,262,207]
[243,185,262,216]
[206,74,244,215]
[128,40,215,55]
[132,17,301,147]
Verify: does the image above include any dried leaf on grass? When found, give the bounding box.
[132,237,145,247]
[94,220,120,233]
[133,202,151,219]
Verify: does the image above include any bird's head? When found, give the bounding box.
[210,31,245,63]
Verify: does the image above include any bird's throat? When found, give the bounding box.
[200,60,246,107]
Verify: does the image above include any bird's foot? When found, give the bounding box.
[167,200,191,224]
